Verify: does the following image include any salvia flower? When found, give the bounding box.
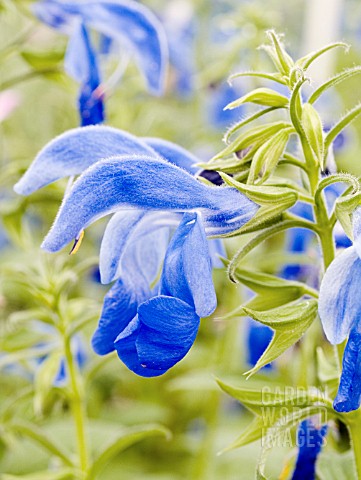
[33,0,168,124]
[14,126,258,375]
[291,419,328,480]
[319,206,361,412]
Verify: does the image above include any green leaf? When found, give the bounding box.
[216,379,333,452]
[302,103,324,166]
[227,218,310,279]
[317,451,357,480]
[244,299,318,376]
[220,175,298,235]
[316,347,339,385]
[228,71,287,85]
[309,67,361,105]
[324,103,361,155]
[224,88,289,110]
[86,425,171,479]
[296,42,349,70]
[232,268,314,298]
[210,122,292,163]
[247,128,292,184]
[9,421,73,467]
[223,107,280,143]
[20,49,65,70]
[257,405,330,480]
[34,350,63,415]
[2,470,74,480]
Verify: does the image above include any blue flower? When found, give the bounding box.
[14,126,258,375]
[33,0,168,123]
[162,0,196,97]
[93,212,215,376]
[319,207,361,412]
[292,419,327,480]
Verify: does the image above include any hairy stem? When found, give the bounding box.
[63,334,89,474]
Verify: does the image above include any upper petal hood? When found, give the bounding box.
[40,155,258,252]
[14,126,157,195]
[318,246,361,344]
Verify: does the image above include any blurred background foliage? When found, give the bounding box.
[1,0,361,478]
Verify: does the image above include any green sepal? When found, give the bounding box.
[266,30,294,76]
[228,71,287,85]
[210,122,292,162]
[302,103,324,166]
[335,192,361,240]
[296,42,349,70]
[220,174,298,234]
[324,103,361,156]
[224,87,289,110]
[247,128,292,184]
[223,107,279,143]
[232,268,313,299]
[308,66,361,105]
[243,299,318,376]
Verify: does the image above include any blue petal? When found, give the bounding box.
[99,210,171,284]
[318,246,361,344]
[65,21,104,126]
[40,155,258,252]
[14,126,157,195]
[92,278,147,355]
[334,326,361,412]
[353,206,361,258]
[135,295,200,370]
[292,419,327,480]
[142,137,199,174]
[161,212,216,317]
[114,296,199,376]
[32,1,76,32]
[79,0,168,94]
[114,316,167,377]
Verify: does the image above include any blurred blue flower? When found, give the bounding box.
[292,419,327,480]
[246,318,273,369]
[33,0,168,124]
[163,0,196,97]
[319,207,361,412]
[207,82,245,129]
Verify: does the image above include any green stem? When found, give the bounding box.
[63,335,89,475]
[348,415,361,479]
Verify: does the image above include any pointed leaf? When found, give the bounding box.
[224,88,289,110]
[309,67,361,105]
[87,425,171,479]
[302,103,324,166]
[244,300,318,376]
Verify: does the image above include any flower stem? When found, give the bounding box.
[348,413,361,479]
[63,335,89,475]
